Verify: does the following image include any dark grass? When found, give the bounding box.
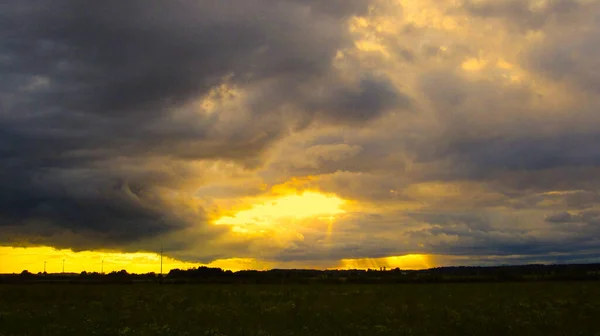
[1,282,599,336]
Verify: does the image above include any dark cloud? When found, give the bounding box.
[445,133,600,173]
[504,191,600,211]
[309,76,410,124]
[267,205,600,262]
[411,63,600,188]
[407,212,494,232]
[407,213,599,257]
[545,209,600,226]
[525,9,600,93]
[0,0,406,254]
[460,0,579,31]
[546,212,577,223]
[563,191,600,210]
[465,252,600,266]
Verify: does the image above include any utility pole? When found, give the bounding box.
[62,260,65,273]
[43,261,46,273]
[160,244,163,276]
[101,260,104,274]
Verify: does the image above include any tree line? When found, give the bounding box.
[2,263,600,284]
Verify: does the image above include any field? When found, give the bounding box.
[1,282,599,336]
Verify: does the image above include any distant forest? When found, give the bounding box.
[2,264,600,284]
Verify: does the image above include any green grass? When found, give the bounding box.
[0,282,599,336]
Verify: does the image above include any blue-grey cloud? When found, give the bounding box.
[0,0,408,252]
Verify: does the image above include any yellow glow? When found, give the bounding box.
[350,16,370,31]
[355,40,390,57]
[398,0,461,31]
[406,182,462,199]
[462,58,488,71]
[0,246,435,273]
[0,246,276,274]
[442,17,459,30]
[215,191,346,228]
[270,176,318,195]
[497,58,514,69]
[0,246,188,274]
[542,190,586,196]
[339,254,434,270]
[212,187,348,251]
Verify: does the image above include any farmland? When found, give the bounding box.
[1,282,599,336]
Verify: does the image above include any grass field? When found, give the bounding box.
[1,282,599,336]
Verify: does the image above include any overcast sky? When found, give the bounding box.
[2,0,600,270]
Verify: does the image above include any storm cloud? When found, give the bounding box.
[2,0,600,267]
[0,0,404,251]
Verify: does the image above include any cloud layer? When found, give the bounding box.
[2,0,600,266]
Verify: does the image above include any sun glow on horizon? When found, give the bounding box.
[0,246,436,274]
[339,254,434,270]
[0,246,192,274]
[0,246,277,274]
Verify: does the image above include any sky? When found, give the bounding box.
[2,0,600,274]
